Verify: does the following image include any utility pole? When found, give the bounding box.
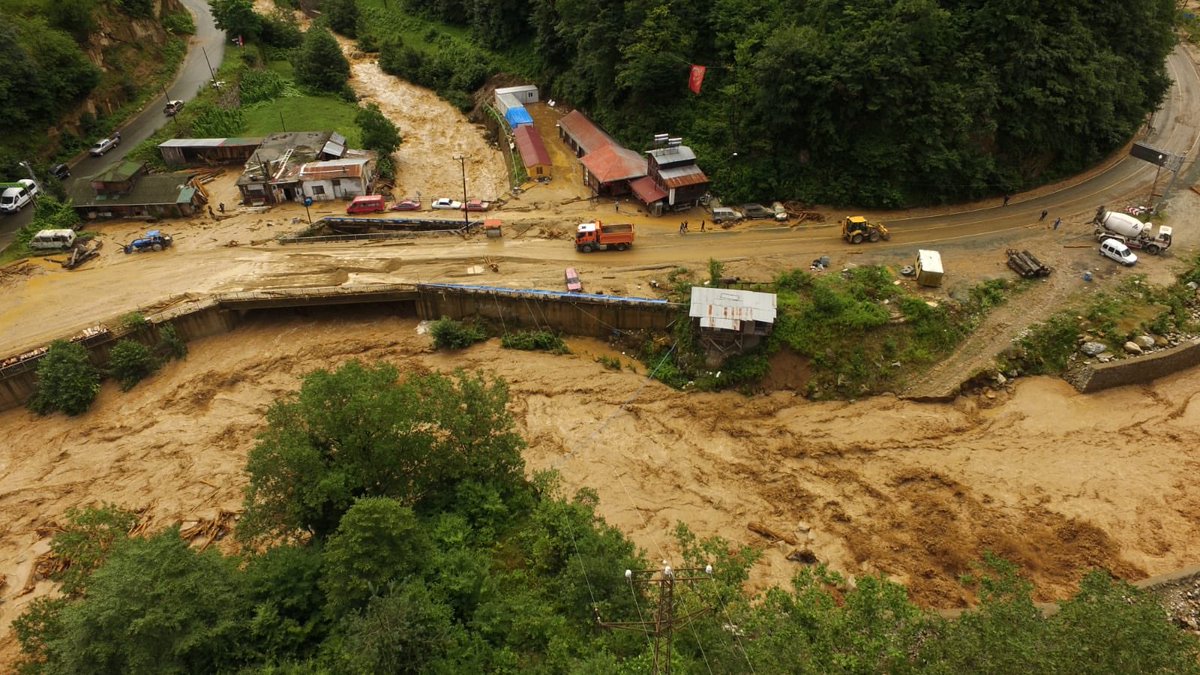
[597,564,714,675]
[454,155,469,230]
[201,46,218,84]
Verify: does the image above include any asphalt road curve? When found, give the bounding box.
[0,0,224,249]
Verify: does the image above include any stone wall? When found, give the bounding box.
[1069,338,1200,392]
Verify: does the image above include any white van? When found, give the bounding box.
[29,229,77,251]
[1099,238,1137,266]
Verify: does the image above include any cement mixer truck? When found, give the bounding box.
[1093,207,1172,255]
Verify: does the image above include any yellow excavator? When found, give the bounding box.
[841,216,890,244]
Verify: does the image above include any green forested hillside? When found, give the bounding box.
[0,0,189,175]
[387,0,1176,206]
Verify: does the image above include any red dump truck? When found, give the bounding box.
[575,221,634,252]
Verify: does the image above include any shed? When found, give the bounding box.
[689,286,777,354]
[495,85,539,104]
[159,137,262,166]
[513,126,551,178]
[916,249,944,287]
[580,144,647,196]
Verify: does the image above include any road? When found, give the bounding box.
[1,45,1198,358]
[0,0,224,250]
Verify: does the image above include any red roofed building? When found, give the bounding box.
[580,144,647,196]
[513,125,551,179]
[642,143,710,215]
[557,110,612,157]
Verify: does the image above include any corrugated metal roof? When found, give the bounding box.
[658,164,709,189]
[918,249,943,274]
[330,132,346,146]
[299,158,368,180]
[495,85,538,97]
[581,144,646,183]
[321,140,346,158]
[160,138,230,148]
[513,126,551,168]
[689,287,777,331]
[558,110,614,155]
[648,145,697,164]
[629,175,667,204]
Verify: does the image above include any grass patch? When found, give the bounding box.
[500,330,569,354]
[639,267,1024,398]
[241,96,363,147]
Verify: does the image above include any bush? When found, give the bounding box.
[239,68,288,104]
[159,324,188,360]
[163,11,196,35]
[430,318,487,350]
[29,340,100,416]
[108,339,159,391]
[120,312,148,331]
[501,330,569,354]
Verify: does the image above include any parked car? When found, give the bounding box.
[1099,238,1138,267]
[163,100,185,116]
[740,203,775,220]
[431,197,462,210]
[390,198,421,211]
[711,207,742,223]
[50,163,71,180]
[346,195,387,214]
[0,179,38,213]
[462,199,490,212]
[89,132,121,156]
[564,267,583,293]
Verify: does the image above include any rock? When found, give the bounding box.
[1155,335,1169,347]
[796,521,812,533]
[1187,281,1198,290]
[1080,341,1107,356]
[1124,341,1143,355]
[1006,369,1019,378]
[995,373,1007,386]
[1135,335,1155,349]
[786,548,819,564]
[984,390,996,399]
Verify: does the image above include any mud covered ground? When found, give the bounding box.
[3,311,1199,655]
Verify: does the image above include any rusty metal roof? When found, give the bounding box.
[629,175,667,204]
[558,110,614,155]
[689,287,777,331]
[658,164,709,189]
[299,158,368,181]
[581,144,646,183]
[513,125,551,168]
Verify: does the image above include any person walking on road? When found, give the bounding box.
[1053,217,1062,230]
[679,221,686,234]
[1003,194,1010,207]
[700,219,706,232]
[1039,209,1049,222]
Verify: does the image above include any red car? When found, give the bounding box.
[390,198,421,211]
[564,267,582,293]
[462,199,490,212]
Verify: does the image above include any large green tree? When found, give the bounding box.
[239,362,526,541]
[208,0,261,41]
[293,26,350,94]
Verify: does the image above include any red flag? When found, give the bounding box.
[688,65,707,95]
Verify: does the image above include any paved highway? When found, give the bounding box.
[0,0,224,250]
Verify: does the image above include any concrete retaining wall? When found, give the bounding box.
[416,283,680,338]
[0,284,678,412]
[1071,338,1200,393]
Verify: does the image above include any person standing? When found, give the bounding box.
[1003,194,1010,207]
[1039,209,1048,222]
[700,219,706,232]
[1053,217,1062,230]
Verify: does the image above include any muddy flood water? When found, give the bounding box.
[3,310,1199,658]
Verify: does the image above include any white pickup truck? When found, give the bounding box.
[0,179,38,213]
[89,132,121,156]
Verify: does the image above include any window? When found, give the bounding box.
[311,185,326,196]
[332,179,341,188]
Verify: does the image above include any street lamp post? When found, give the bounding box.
[17,161,40,205]
[455,155,469,230]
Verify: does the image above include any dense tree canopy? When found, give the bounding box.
[15,363,1200,672]
[396,0,1176,206]
[293,25,351,94]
